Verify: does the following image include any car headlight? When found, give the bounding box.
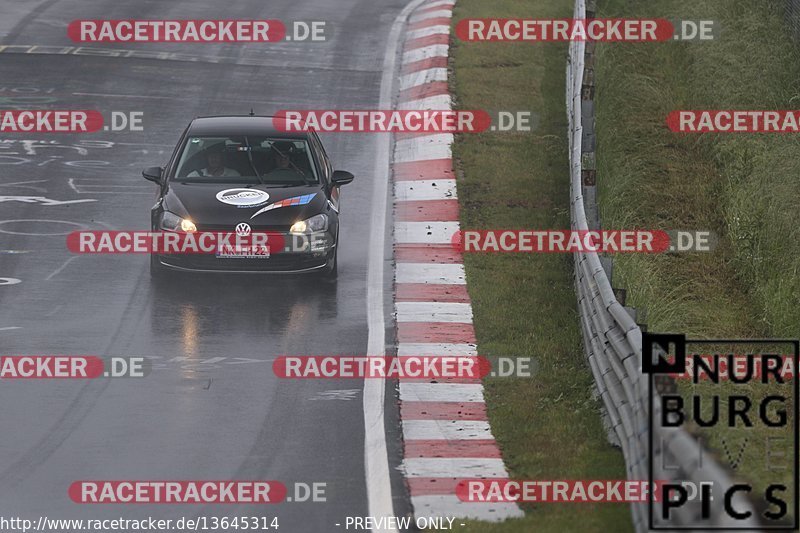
[290,214,328,234]
[159,211,197,233]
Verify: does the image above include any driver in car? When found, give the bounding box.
[188,144,241,178]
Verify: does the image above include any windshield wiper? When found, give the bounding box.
[243,137,265,184]
[270,144,314,186]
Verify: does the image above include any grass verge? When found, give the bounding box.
[449,0,632,530]
[595,0,799,521]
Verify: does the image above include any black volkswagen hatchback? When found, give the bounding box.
[143,115,353,278]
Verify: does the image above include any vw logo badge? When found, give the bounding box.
[235,222,251,237]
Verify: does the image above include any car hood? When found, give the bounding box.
[163,182,328,228]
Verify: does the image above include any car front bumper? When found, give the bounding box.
[153,229,336,274]
[154,247,334,274]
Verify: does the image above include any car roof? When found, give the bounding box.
[187,115,310,139]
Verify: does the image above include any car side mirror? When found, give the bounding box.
[331,170,354,186]
[142,166,163,183]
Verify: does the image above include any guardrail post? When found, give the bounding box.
[581,152,597,233]
[619,292,648,332]
[600,256,613,283]
[634,307,648,332]
[581,8,600,231]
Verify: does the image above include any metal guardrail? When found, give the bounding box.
[566,1,761,530]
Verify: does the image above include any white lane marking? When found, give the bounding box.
[402,419,492,440]
[395,180,457,201]
[365,1,430,530]
[310,389,361,401]
[411,495,525,521]
[405,26,451,42]
[36,18,68,29]
[144,356,269,371]
[394,134,453,163]
[93,220,117,230]
[394,221,459,244]
[403,45,450,65]
[398,343,477,356]
[0,44,262,66]
[0,278,21,286]
[397,94,452,111]
[422,0,456,9]
[399,67,449,90]
[409,10,454,24]
[396,262,465,285]
[68,178,151,194]
[0,195,96,206]
[395,133,453,150]
[403,458,510,478]
[0,179,49,192]
[399,382,484,402]
[0,219,89,236]
[0,326,22,331]
[45,256,78,280]
[396,301,473,323]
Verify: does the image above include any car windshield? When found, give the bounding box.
[172,135,319,185]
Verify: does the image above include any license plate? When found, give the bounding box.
[216,245,271,259]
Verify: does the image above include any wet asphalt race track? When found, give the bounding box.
[0,0,407,530]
